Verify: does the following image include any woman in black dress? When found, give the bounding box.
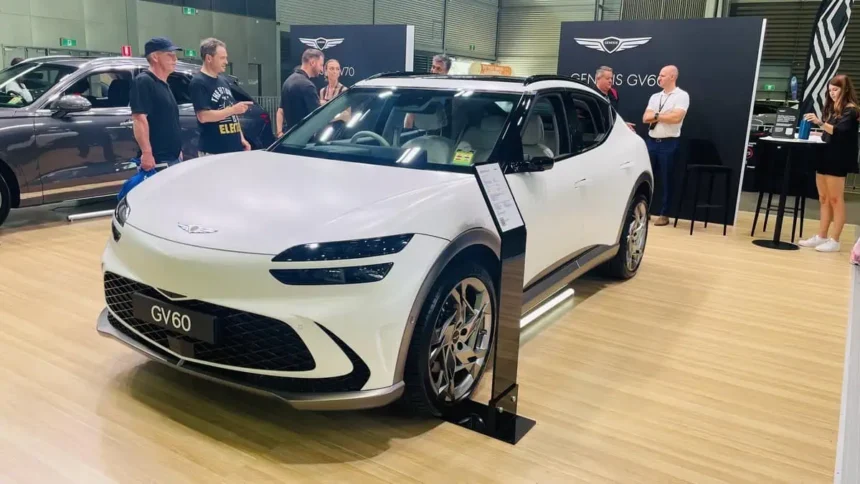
[319,59,347,105]
[800,74,860,253]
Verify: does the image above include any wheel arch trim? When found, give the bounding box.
[392,227,501,383]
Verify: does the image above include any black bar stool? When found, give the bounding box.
[673,164,733,235]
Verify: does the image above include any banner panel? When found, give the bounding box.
[558,18,766,223]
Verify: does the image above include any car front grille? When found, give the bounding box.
[104,272,315,372]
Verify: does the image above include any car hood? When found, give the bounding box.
[125,150,475,255]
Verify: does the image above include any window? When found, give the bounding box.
[64,70,133,108]
[248,63,262,97]
[226,77,254,103]
[274,87,520,172]
[521,96,559,161]
[0,62,77,107]
[167,73,192,104]
[564,92,611,154]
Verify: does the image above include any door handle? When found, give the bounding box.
[619,161,634,169]
[120,120,134,127]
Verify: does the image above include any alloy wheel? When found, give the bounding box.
[427,277,493,403]
[625,200,648,273]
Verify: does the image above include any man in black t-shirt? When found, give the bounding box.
[276,48,324,136]
[130,37,184,171]
[593,66,635,131]
[190,38,252,155]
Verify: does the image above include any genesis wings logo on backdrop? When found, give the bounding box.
[574,36,652,54]
[299,37,345,50]
[290,25,414,89]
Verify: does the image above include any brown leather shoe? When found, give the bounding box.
[654,216,670,226]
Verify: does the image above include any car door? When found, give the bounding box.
[505,92,585,285]
[563,90,626,248]
[165,70,201,159]
[35,67,140,204]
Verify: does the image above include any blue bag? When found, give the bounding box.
[117,157,159,201]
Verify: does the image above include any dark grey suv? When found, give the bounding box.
[0,56,276,226]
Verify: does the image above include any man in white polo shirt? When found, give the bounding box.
[642,65,690,226]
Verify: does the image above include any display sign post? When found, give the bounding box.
[443,163,536,445]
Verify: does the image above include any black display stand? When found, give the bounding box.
[442,163,536,445]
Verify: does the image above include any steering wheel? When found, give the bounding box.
[349,130,390,147]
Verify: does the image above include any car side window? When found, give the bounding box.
[520,93,570,161]
[563,92,611,154]
[167,73,192,105]
[63,70,133,109]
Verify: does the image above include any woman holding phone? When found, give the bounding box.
[799,74,860,253]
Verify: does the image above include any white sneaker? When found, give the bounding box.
[815,238,841,252]
[798,235,827,248]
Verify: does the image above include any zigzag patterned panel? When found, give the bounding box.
[801,0,854,117]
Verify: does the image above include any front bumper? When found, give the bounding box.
[99,221,448,409]
[97,307,404,410]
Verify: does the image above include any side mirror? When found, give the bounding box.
[510,156,555,173]
[52,95,91,117]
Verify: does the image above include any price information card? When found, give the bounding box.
[476,164,524,233]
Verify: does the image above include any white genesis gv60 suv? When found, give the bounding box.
[97,74,653,417]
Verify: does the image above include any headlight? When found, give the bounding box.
[269,263,393,285]
[271,234,413,262]
[115,198,130,227]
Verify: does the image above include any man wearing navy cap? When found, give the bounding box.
[130,37,184,171]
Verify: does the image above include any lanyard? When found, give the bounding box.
[658,92,673,112]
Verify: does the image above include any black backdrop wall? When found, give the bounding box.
[288,25,415,92]
[558,17,766,224]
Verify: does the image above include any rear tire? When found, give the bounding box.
[401,260,497,417]
[0,174,10,228]
[602,193,649,280]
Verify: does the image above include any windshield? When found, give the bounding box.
[272,87,521,172]
[0,62,78,108]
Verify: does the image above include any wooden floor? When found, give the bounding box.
[0,210,852,483]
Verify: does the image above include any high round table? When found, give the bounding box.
[751,135,824,250]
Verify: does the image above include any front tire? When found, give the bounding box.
[603,193,649,279]
[402,260,496,417]
[0,173,10,228]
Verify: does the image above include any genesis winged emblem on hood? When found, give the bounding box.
[177,223,218,234]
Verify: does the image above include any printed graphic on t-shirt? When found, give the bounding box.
[211,86,241,136]
[192,72,244,153]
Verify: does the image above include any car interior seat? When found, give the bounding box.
[401,102,455,164]
[522,115,554,160]
[107,78,131,108]
[456,116,506,163]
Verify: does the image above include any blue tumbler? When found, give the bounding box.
[799,118,811,140]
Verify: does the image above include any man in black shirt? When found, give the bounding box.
[276,48,324,136]
[190,38,252,155]
[130,37,184,171]
[595,66,619,110]
[594,65,635,131]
